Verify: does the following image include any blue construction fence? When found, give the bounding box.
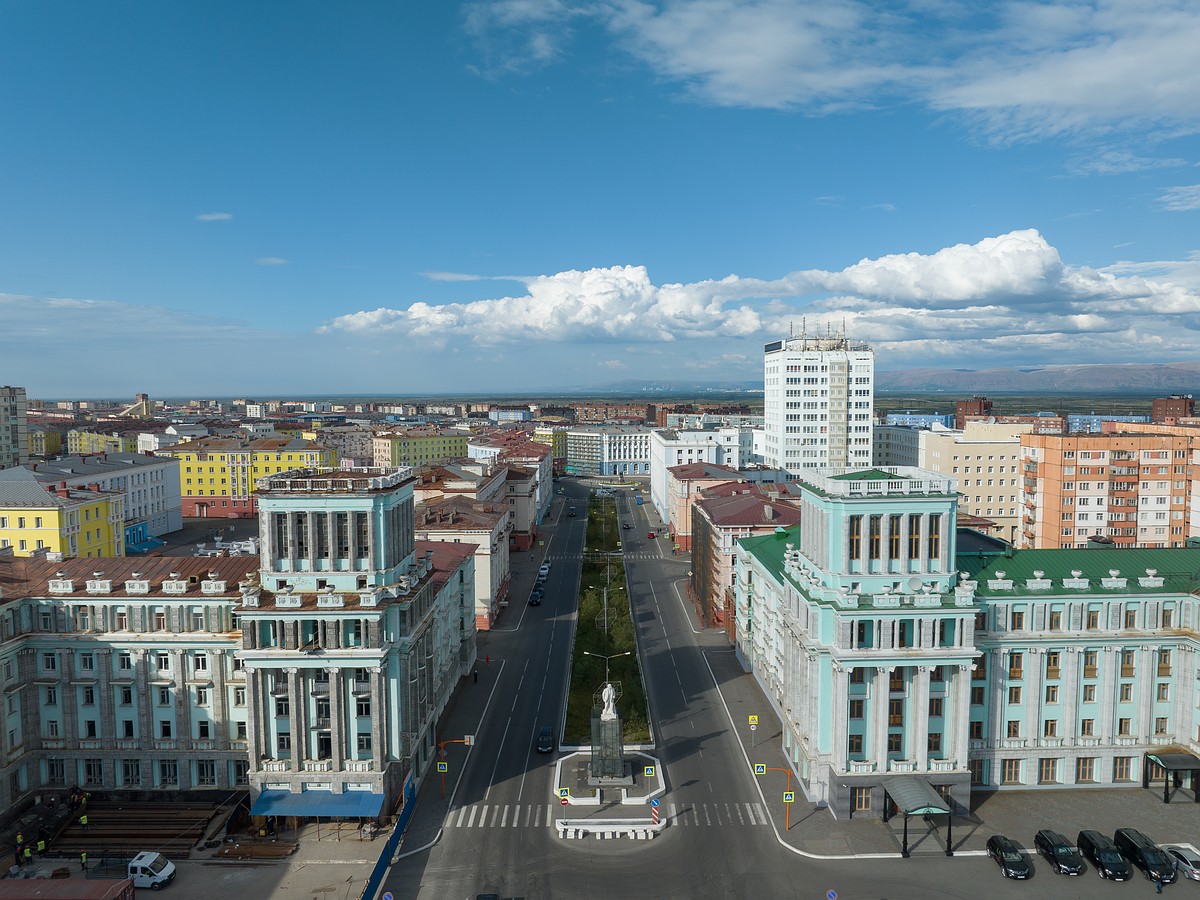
[358,776,417,900]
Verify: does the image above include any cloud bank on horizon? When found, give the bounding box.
[320,228,1200,368]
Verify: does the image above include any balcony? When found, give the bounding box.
[1158,665,1172,677]
[303,760,332,772]
[1114,736,1138,746]
[193,740,216,751]
[41,739,65,750]
[1040,738,1064,748]
[969,739,986,751]
[262,760,291,772]
[312,717,331,730]
[1001,738,1028,749]
[929,760,957,773]
[79,740,102,750]
[344,759,374,772]
[1151,735,1174,746]
[1008,668,1023,679]
[116,739,138,750]
[310,682,330,696]
[846,760,874,774]
[353,679,371,694]
[1083,666,1098,678]
[1120,666,1135,677]
[888,760,916,773]
[1045,667,1060,680]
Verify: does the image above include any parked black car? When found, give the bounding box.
[1077,830,1132,881]
[536,725,554,753]
[1114,828,1177,883]
[1034,830,1085,875]
[987,835,1032,879]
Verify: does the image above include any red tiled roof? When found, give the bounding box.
[1,555,258,599]
[695,493,801,527]
[417,540,476,592]
[666,462,740,480]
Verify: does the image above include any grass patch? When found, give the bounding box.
[564,496,651,744]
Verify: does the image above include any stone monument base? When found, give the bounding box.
[587,758,634,788]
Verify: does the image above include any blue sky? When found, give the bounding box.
[2,1,1199,398]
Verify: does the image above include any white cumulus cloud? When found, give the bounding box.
[195,212,233,222]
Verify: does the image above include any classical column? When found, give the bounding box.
[1098,647,1117,744]
[370,667,385,767]
[212,654,229,751]
[97,649,114,745]
[948,664,972,769]
[244,666,264,765]
[914,666,932,770]
[1137,646,1156,741]
[1061,647,1081,759]
[133,650,151,746]
[918,514,929,569]
[286,668,302,770]
[328,667,345,770]
[1024,648,1043,745]
[831,663,849,772]
[899,514,911,570]
[173,649,192,745]
[873,666,892,770]
[60,650,79,748]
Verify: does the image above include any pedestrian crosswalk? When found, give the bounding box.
[442,801,770,829]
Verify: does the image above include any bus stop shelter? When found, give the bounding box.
[1143,749,1200,804]
[882,776,953,858]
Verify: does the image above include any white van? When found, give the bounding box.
[128,851,176,890]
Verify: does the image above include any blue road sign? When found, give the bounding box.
[826,891,838,900]
[382,893,395,900]
[650,798,660,807]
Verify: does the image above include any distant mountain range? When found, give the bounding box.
[875,361,1200,394]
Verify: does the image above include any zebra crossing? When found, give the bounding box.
[442,801,770,829]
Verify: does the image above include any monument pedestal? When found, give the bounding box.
[590,708,626,779]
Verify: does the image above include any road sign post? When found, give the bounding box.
[560,796,569,807]
[650,796,660,825]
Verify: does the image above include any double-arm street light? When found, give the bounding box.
[582,650,631,684]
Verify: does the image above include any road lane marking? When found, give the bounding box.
[500,805,509,827]
[484,715,514,800]
[490,805,501,826]
[669,803,677,823]
[746,803,758,824]
[466,806,478,828]
[692,806,699,826]
[704,805,712,826]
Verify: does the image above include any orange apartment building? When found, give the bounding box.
[1020,432,1191,549]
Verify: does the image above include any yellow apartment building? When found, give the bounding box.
[0,467,124,557]
[372,430,470,468]
[156,435,336,518]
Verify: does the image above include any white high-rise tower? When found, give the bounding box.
[762,332,874,474]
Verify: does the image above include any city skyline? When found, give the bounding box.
[2,2,1199,397]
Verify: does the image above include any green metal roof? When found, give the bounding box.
[882,776,950,816]
[830,468,910,482]
[958,547,1200,596]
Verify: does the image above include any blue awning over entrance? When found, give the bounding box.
[250,790,385,818]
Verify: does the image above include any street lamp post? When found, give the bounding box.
[582,650,631,685]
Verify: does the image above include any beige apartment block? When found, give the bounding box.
[1019,432,1191,549]
[919,422,1033,544]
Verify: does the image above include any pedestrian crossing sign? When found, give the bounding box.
[748,715,758,725]
[753,764,766,775]
[437,762,448,772]
[783,792,795,803]
[644,766,656,777]
[558,787,570,798]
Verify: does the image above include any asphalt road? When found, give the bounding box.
[381,481,1160,900]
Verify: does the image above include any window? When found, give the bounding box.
[908,514,921,559]
[847,734,863,754]
[1083,650,1098,677]
[160,760,178,785]
[236,721,248,739]
[1045,651,1060,678]
[886,733,902,753]
[356,733,372,752]
[1080,718,1094,736]
[1113,756,1133,782]
[85,758,103,786]
[1162,607,1174,628]
[196,688,208,706]
[1039,758,1059,784]
[116,612,128,630]
[47,759,65,784]
[275,697,289,716]
[1008,652,1023,678]
[1043,719,1058,738]
[1157,683,1170,702]
[1001,759,1022,784]
[1010,610,1025,630]
[1048,610,1062,631]
[42,653,57,672]
[83,687,95,706]
[888,699,904,726]
[1155,717,1168,735]
[868,515,882,560]
[927,732,942,753]
[1086,609,1099,629]
[1120,683,1133,702]
[927,515,941,561]
[969,759,987,785]
[970,686,985,706]
[45,686,57,705]
[1124,608,1136,628]
[160,720,172,738]
[1120,649,1135,676]
[47,720,59,737]
[154,612,167,630]
[1006,720,1020,738]
[1083,684,1096,702]
[1157,649,1172,675]
[79,653,95,671]
[848,515,862,559]
[156,653,170,671]
[158,687,170,706]
[1117,718,1131,736]
[118,651,131,670]
[1045,685,1059,704]
[849,700,864,719]
[1008,686,1022,704]
[122,759,141,785]
[192,611,205,631]
[277,732,291,752]
[852,786,872,812]
[234,688,246,707]
[193,654,208,672]
[197,760,216,786]
[929,697,943,717]
[969,720,983,739]
[1076,757,1096,783]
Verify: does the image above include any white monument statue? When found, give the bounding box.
[600,681,617,721]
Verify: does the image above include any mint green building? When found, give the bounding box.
[735,466,1200,819]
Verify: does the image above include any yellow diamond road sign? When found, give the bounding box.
[783,792,795,803]
[753,764,766,775]
[748,715,758,725]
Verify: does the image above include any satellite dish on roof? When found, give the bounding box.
[907,576,923,593]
